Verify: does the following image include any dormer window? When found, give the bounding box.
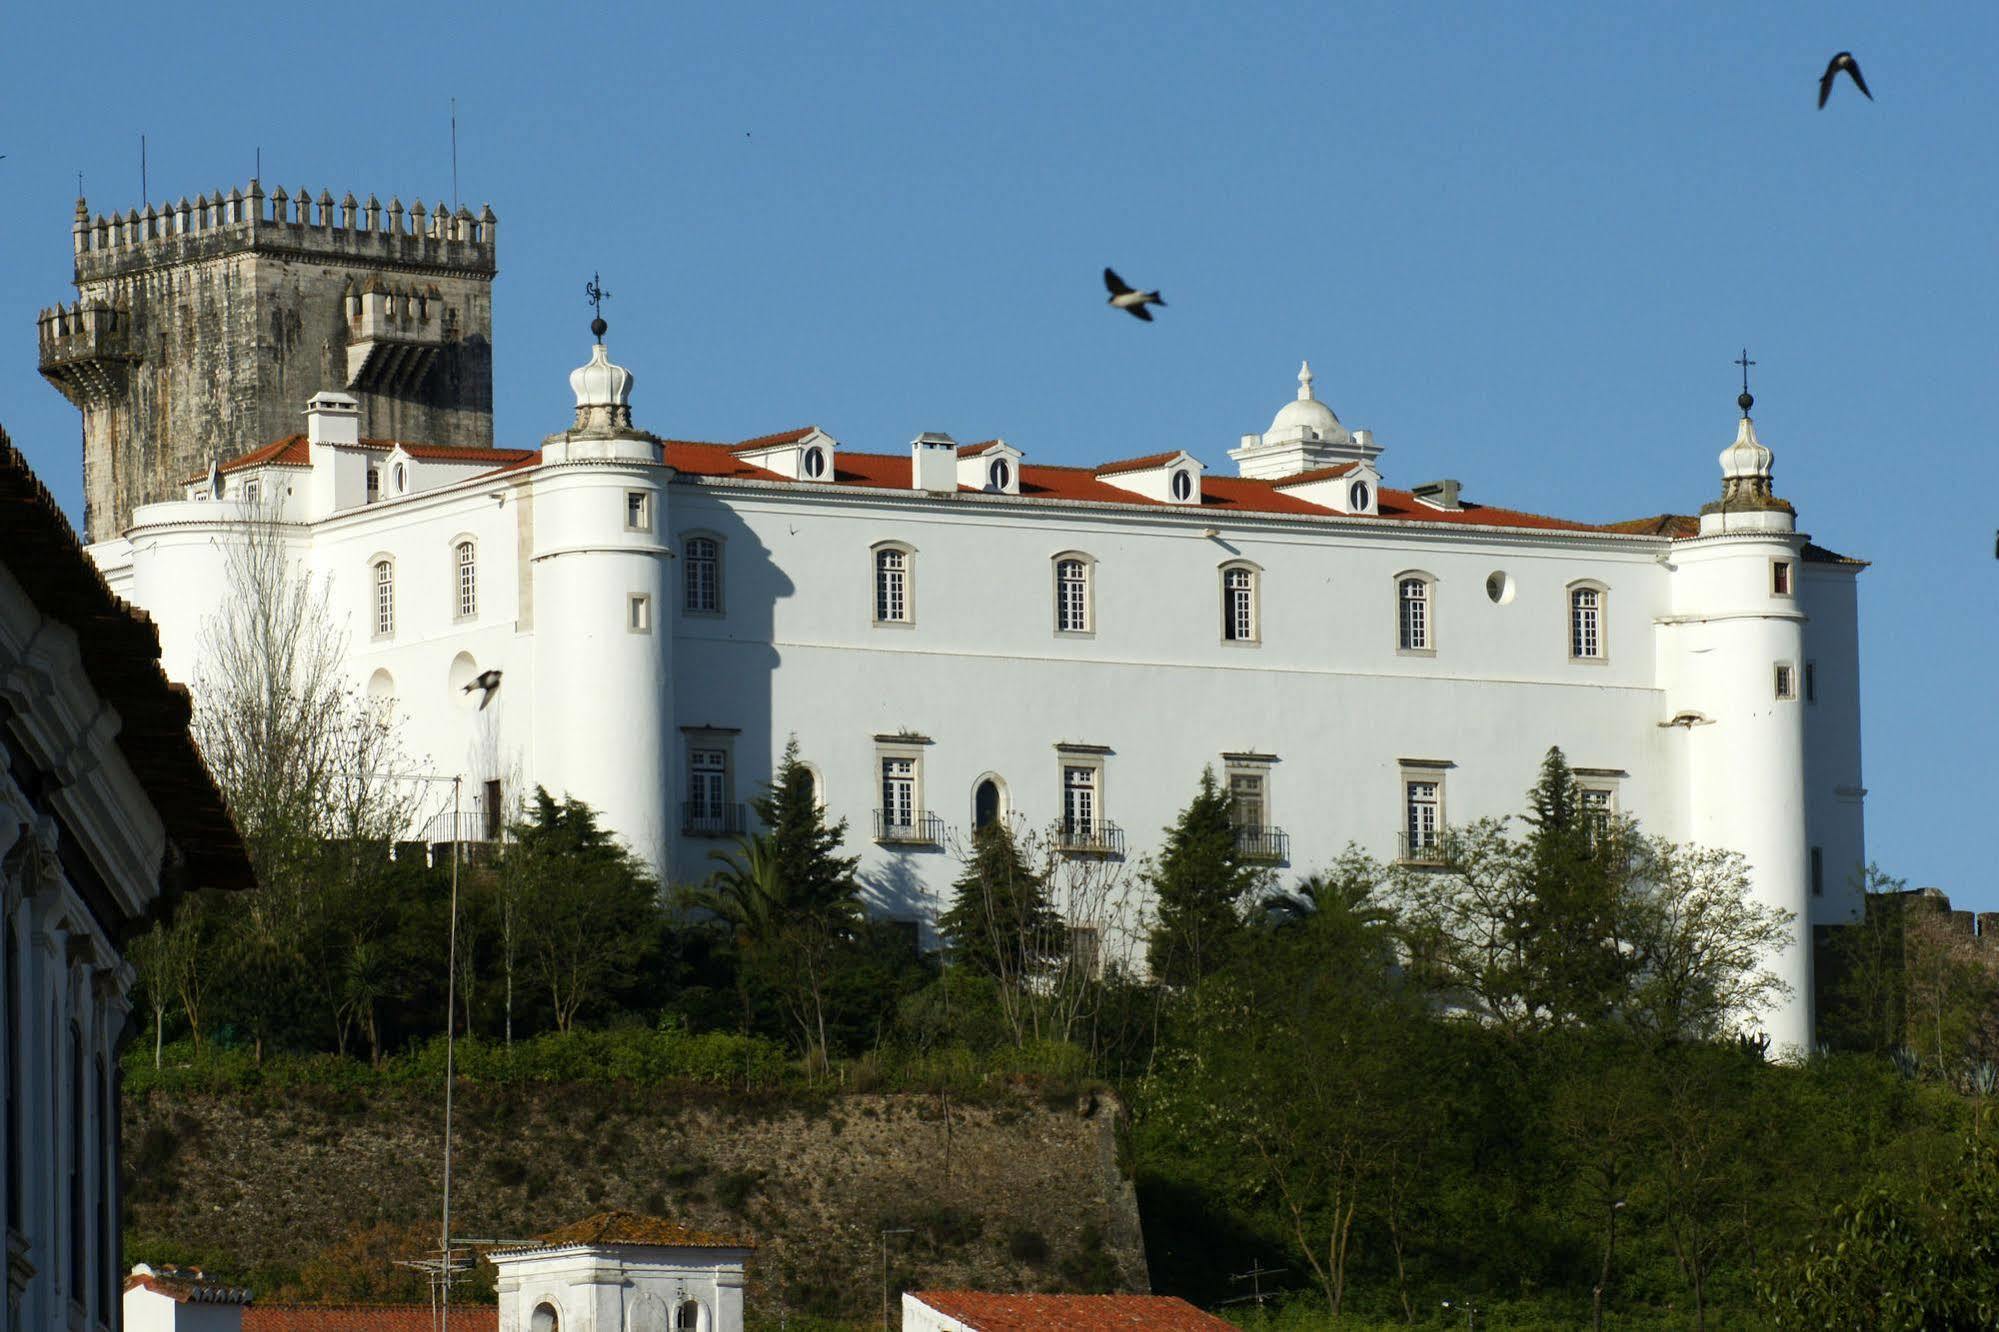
[1349,480,1370,511]
[1170,469,1193,502]
[803,445,827,478]
[392,462,408,494]
[989,458,1010,491]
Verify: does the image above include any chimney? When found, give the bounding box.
[1411,478,1462,511]
[911,433,958,494]
[305,391,361,447]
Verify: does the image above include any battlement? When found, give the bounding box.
[67,180,498,281]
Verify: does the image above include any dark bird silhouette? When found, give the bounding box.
[462,668,503,709]
[1104,267,1165,322]
[1818,52,1872,108]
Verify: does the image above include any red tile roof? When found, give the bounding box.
[242,1305,493,1331]
[124,1270,253,1304]
[729,426,819,453]
[202,436,536,480]
[957,440,1007,457]
[1094,450,1186,477]
[1604,513,1866,565]
[1273,462,1360,487]
[910,1291,1233,1330]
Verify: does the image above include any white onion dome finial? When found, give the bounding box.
[1265,358,1350,445]
[570,342,634,411]
[1718,414,1772,482]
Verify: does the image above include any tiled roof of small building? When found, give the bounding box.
[729,426,820,452]
[1604,513,1866,565]
[1094,450,1186,476]
[202,436,537,479]
[242,1305,494,1330]
[911,1291,1235,1330]
[517,1210,751,1250]
[124,1268,253,1304]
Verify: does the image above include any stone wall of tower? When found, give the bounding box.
[38,184,495,540]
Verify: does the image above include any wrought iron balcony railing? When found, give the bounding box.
[874,810,945,846]
[1234,825,1290,864]
[1397,831,1447,866]
[1054,819,1125,857]
[682,802,747,838]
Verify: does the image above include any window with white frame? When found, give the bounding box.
[881,756,918,835]
[1055,555,1092,633]
[875,546,912,624]
[1580,786,1614,845]
[684,535,721,613]
[1221,564,1258,643]
[625,490,652,531]
[1774,662,1797,700]
[1404,778,1442,859]
[366,467,382,504]
[455,541,477,619]
[372,559,395,637]
[1398,574,1433,652]
[1569,585,1604,660]
[688,748,729,833]
[1229,770,1266,830]
[1063,764,1099,837]
[1771,558,1793,596]
[628,593,652,633]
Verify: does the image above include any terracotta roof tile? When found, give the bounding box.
[729,426,818,453]
[911,1291,1234,1330]
[1094,450,1184,477]
[1603,512,1699,537]
[1272,462,1360,487]
[124,1270,253,1304]
[242,1305,493,1331]
[204,437,535,481]
[524,1210,751,1250]
[957,440,1007,457]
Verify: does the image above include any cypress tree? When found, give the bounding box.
[1515,746,1630,1028]
[750,736,860,913]
[1146,767,1260,986]
[940,820,1061,980]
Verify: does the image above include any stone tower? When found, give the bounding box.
[38,181,496,540]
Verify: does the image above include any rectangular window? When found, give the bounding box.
[1772,559,1793,596]
[1063,764,1099,837]
[875,548,910,624]
[628,593,652,633]
[684,537,720,612]
[456,542,477,619]
[1404,780,1441,860]
[625,491,652,531]
[1804,660,1817,703]
[242,479,260,505]
[1229,771,1265,831]
[366,468,381,504]
[1580,786,1614,845]
[1569,587,1602,660]
[482,778,504,842]
[1222,567,1257,643]
[689,749,728,833]
[1811,845,1824,897]
[1398,577,1431,651]
[881,757,917,834]
[373,561,394,637]
[1775,663,1796,700]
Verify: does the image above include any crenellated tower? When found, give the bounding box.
[38,181,496,540]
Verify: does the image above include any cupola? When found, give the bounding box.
[1229,361,1383,479]
[543,317,658,463]
[1698,398,1795,535]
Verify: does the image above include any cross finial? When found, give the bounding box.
[585,272,611,343]
[1735,347,1756,417]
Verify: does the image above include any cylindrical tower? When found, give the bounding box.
[1662,410,1813,1053]
[529,335,674,881]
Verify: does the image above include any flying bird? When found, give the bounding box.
[462,668,503,709]
[1104,268,1165,322]
[1818,52,1872,108]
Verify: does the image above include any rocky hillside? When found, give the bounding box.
[123,1083,1146,1323]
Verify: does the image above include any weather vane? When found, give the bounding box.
[1735,348,1756,417]
[586,272,611,343]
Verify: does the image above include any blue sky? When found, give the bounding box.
[2,2,1993,906]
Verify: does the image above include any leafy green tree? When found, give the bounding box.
[511,789,661,1033]
[1146,768,1261,986]
[941,822,1060,978]
[751,736,860,915]
[1514,747,1636,1030]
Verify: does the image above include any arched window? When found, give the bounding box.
[874,544,913,624]
[675,1302,702,1331]
[1220,564,1258,643]
[1569,583,1606,660]
[1397,574,1433,652]
[974,777,1005,830]
[684,535,722,613]
[455,541,477,620]
[1053,554,1093,634]
[530,1303,560,1332]
[372,559,395,638]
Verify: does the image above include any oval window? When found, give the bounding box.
[1486,571,1516,604]
[1348,480,1370,511]
[989,459,1010,491]
[394,462,409,493]
[803,446,826,478]
[1170,469,1193,501]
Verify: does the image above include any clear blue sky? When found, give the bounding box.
[2,3,1992,906]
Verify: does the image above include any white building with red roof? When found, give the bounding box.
[905,1289,1233,1331]
[84,339,1865,1052]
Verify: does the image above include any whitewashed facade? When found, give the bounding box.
[86,348,1866,1052]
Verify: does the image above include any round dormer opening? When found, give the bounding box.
[803,446,827,478]
[1348,480,1371,511]
[1170,469,1193,501]
[989,458,1010,491]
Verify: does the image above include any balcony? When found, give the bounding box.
[682,802,747,838]
[1234,825,1290,864]
[875,810,946,846]
[1054,819,1125,858]
[1397,831,1447,866]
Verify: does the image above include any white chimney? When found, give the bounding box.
[305,391,361,447]
[911,433,958,494]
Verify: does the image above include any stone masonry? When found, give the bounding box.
[38,182,496,540]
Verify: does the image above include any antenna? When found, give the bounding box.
[450,97,459,212]
[255,145,261,183]
[1220,1260,1289,1308]
[140,133,147,207]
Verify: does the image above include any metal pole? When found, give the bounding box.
[880,1228,912,1330]
[440,776,461,1332]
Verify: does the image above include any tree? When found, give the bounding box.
[751,737,860,916]
[1146,768,1261,986]
[127,900,207,1065]
[939,821,1062,1034]
[1623,841,1795,1044]
[1514,747,1637,1029]
[510,789,660,1033]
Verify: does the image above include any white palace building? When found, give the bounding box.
[86,340,1865,1051]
